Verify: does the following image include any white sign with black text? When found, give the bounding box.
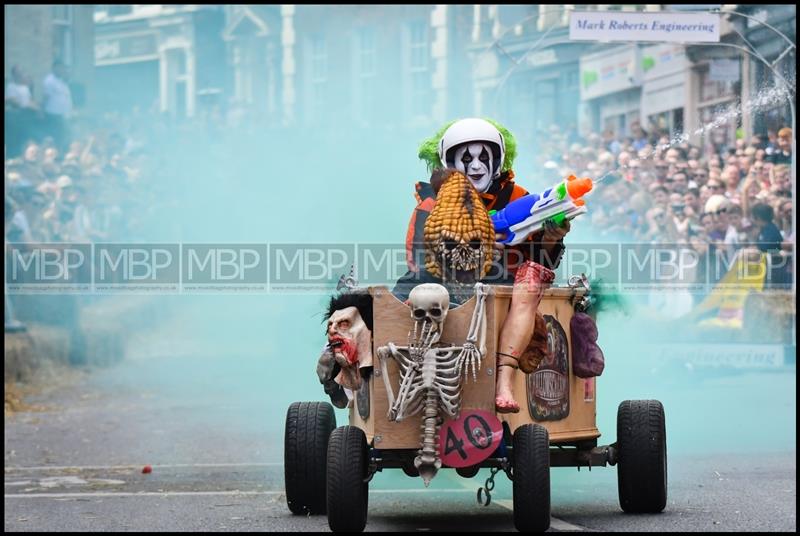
[570,11,720,43]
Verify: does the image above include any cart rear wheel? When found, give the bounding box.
[284,401,335,515]
[617,399,667,513]
[512,423,551,532]
[327,425,369,532]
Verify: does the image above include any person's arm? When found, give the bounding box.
[525,220,569,270]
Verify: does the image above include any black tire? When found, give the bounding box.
[327,426,369,532]
[512,423,551,532]
[284,401,336,515]
[617,400,667,513]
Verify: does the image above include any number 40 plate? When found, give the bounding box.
[439,409,504,468]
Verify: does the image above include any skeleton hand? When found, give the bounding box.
[408,321,437,361]
[455,342,481,383]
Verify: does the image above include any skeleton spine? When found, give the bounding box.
[418,390,440,467]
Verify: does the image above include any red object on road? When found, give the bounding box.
[142,465,152,474]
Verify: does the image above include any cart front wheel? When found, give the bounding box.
[617,399,667,513]
[512,423,551,532]
[326,425,369,532]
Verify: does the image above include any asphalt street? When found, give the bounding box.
[5,304,796,532]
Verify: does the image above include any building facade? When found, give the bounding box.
[4,5,94,110]
[222,5,282,124]
[281,5,474,131]
[469,6,588,144]
[93,5,226,119]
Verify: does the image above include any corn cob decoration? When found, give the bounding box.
[423,170,495,281]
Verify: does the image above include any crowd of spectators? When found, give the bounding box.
[531,121,794,293]
[5,64,167,247]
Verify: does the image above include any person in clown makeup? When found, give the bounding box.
[394,118,571,414]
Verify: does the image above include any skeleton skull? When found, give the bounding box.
[408,284,450,335]
[326,306,372,391]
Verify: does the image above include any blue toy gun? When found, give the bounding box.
[490,175,593,245]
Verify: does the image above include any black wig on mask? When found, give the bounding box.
[324,291,374,333]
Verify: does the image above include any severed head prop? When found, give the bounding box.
[318,292,373,396]
[326,306,372,391]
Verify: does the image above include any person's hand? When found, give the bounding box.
[493,232,507,261]
[528,219,571,247]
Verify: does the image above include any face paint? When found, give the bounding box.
[454,143,494,193]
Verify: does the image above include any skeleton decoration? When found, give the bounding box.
[378,282,489,486]
[423,170,494,284]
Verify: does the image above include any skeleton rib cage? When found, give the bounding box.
[377,283,488,485]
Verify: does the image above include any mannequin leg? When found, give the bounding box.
[495,261,554,413]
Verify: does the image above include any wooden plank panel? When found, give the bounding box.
[370,285,496,450]
[348,376,374,441]
[495,288,600,442]
[363,284,600,450]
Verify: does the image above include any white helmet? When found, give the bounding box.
[438,118,505,178]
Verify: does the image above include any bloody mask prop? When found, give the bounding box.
[325,306,372,391]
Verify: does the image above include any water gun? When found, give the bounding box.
[490,175,593,245]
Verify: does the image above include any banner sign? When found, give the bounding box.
[570,11,720,43]
[648,343,786,369]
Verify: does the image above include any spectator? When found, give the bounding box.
[630,121,649,151]
[750,202,789,287]
[649,184,669,208]
[5,65,33,109]
[669,193,691,240]
[769,164,791,197]
[769,128,792,165]
[751,203,784,250]
[5,65,38,157]
[684,187,703,220]
[42,60,73,153]
[671,171,689,194]
[723,204,744,264]
[722,165,741,201]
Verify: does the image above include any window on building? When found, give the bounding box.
[52,5,73,66]
[407,21,430,118]
[697,64,738,154]
[355,27,376,125]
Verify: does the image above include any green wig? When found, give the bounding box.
[418,118,517,174]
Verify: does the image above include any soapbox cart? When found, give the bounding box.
[284,284,667,532]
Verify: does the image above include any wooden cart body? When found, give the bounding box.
[350,285,600,449]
